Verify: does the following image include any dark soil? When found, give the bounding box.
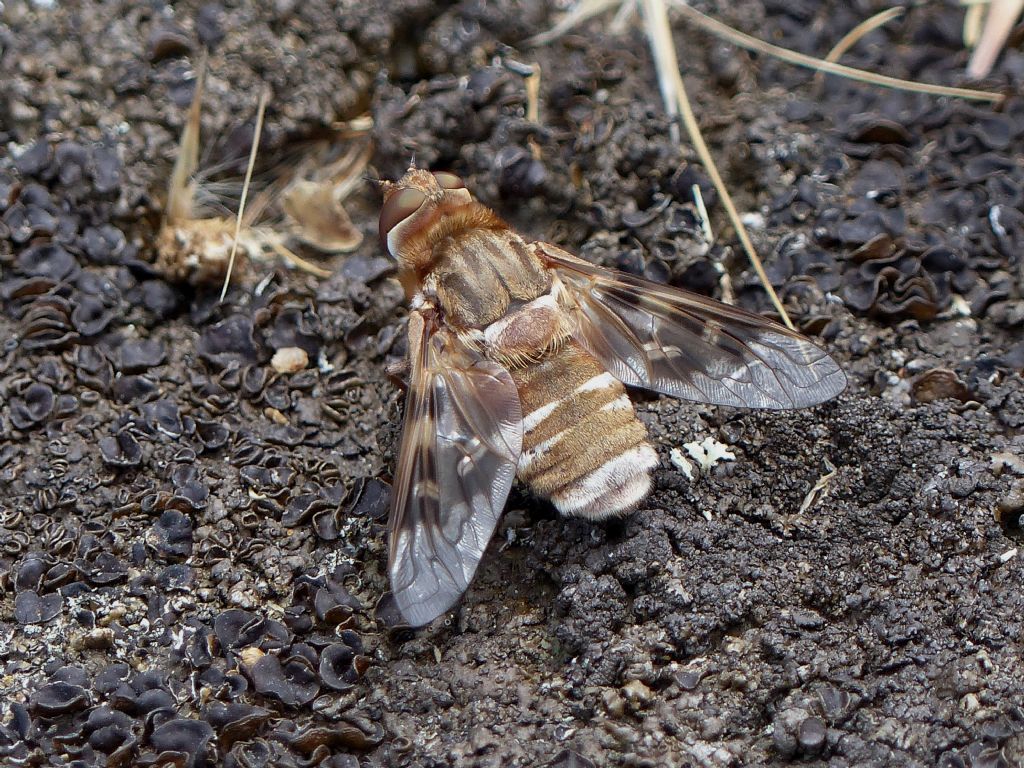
[2,1,1024,766]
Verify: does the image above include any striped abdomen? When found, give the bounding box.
[510,341,658,519]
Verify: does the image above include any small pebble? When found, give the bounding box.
[271,347,308,373]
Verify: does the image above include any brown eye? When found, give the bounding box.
[433,171,465,190]
[379,188,427,249]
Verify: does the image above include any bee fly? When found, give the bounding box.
[379,168,846,626]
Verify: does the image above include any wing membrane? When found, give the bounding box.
[388,309,523,627]
[539,244,847,409]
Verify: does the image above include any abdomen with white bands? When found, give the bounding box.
[510,341,658,519]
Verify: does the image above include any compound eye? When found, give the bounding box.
[432,171,466,190]
[379,188,427,249]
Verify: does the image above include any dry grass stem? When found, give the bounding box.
[220,87,269,302]
[526,64,542,122]
[166,55,207,223]
[814,7,906,88]
[527,0,623,46]
[641,0,795,327]
[964,2,988,47]
[266,241,332,279]
[667,0,1004,103]
[531,0,1004,332]
[692,183,713,244]
[967,0,1024,78]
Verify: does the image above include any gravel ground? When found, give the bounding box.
[1,1,1023,766]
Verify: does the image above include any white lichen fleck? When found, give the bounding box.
[670,447,695,480]
[683,437,736,472]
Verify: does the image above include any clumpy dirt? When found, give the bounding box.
[1,0,1023,766]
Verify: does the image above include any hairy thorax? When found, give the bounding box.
[427,228,551,329]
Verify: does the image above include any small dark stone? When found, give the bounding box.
[112,374,159,403]
[29,681,90,716]
[203,702,271,748]
[14,590,62,624]
[149,510,194,558]
[547,750,596,768]
[149,718,214,767]
[54,141,90,186]
[194,419,229,451]
[15,140,51,176]
[133,280,179,319]
[91,142,122,193]
[347,477,391,520]
[80,224,128,265]
[495,145,547,199]
[148,23,192,62]
[196,4,226,48]
[117,338,167,373]
[99,431,143,467]
[250,652,320,707]
[797,716,827,753]
[791,609,825,630]
[81,552,129,586]
[817,686,852,722]
[10,383,55,429]
[675,670,702,691]
[85,706,135,752]
[16,243,78,280]
[198,315,262,370]
[71,295,115,336]
[142,399,183,437]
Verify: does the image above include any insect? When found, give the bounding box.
[380,168,847,626]
[156,59,369,290]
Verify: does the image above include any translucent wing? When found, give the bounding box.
[388,309,523,627]
[538,244,847,409]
